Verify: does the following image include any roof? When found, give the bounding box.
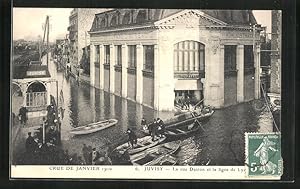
[90,9,257,32]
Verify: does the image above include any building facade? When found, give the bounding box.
[67,8,105,75]
[89,9,262,111]
[269,10,281,95]
[12,54,56,118]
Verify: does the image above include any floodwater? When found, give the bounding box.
[43,61,275,165]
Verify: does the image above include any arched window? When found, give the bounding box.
[26,82,47,107]
[96,17,101,28]
[136,10,147,23]
[100,18,106,28]
[122,12,130,24]
[12,83,22,96]
[110,15,117,26]
[174,41,205,72]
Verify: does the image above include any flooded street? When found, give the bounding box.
[12,59,274,166]
[49,61,273,166]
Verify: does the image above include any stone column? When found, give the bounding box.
[237,44,244,102]
[109,44,115,93]
[46,82,51,105]
[90,44,95,87]
[21,83,27,107]
[136,44,143,104]
[99,45,104,90]
[156,41,175,111]
[121,44,128,98]
[153,44,159,110]
[218,45,225,107]
[205,43,224,108]
[254,44,261,99]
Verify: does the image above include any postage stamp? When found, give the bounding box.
[245,132,283,177]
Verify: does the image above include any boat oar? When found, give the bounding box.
[190,111,205,132]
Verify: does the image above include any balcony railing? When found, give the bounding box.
[174,70,205,79]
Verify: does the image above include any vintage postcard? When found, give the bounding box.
[10,8,282,180]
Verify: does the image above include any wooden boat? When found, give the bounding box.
[143,109,214,135]
[165,109,214,128]
[115,135,166,155]
[130,140,181,166]
[70,119,118,135]
[164,121,201,137]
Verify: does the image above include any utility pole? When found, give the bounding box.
[46,16,49,67]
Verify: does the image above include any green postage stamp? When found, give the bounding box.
[245,132,283,178]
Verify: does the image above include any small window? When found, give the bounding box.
[115,45,122,66]
[244,45,254,69]
[224,45,237,71]
[110,15,117,26]
[143,45,154,72]
[123,12,130,24]
[136,10,147,23]
[104,45,110,64]
[128,45,136,68]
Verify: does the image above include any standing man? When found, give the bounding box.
[156,118,165,137]
[19,106,28,126]
[82,144,89,165]
[90,148,100,165]
[25,132,34,153]
[150,119,158,141]
[126,129,137,148]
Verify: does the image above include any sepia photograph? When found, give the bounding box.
[10,7,282,179]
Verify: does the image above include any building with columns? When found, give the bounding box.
[89,9,262,111]
[12,56,56,118]
[67,8,107,75]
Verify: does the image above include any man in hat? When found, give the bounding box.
[148,119,158,141]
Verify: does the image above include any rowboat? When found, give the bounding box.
[115,135,166,155]
[70,119,118,135]
[164,109,214,128]
[164,121,201,137]
[143,109,214,135]
[130,140,181,166]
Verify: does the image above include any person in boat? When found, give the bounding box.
[95,151,112,165]
[188,120,199,130]
[147,119,154,136]
[141,117,147,131]
[156,118,165,137]
[148,119,158,141]
[126,129,137,148]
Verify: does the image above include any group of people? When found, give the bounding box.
[124,117,166,149]
[141,117,166,141]
[23,131,62,164]
[81,144,112,165]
